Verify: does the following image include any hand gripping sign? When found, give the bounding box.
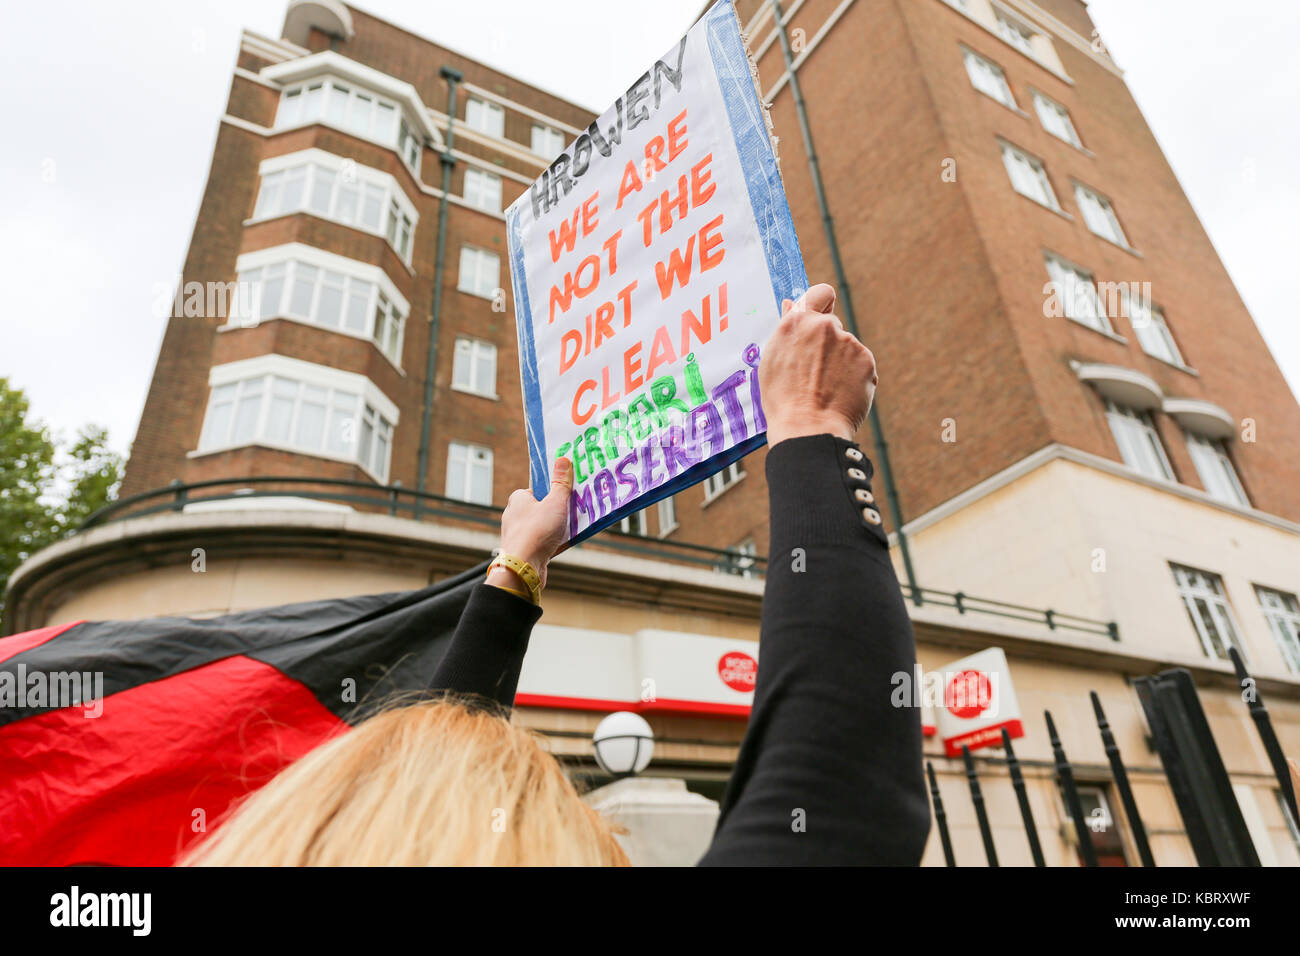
[506,0,807,543]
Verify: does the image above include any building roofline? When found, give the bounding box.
[330,2,605,116]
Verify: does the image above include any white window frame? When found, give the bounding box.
[253,150,418,265]
[275,76,422,177]
[1256,586,1300,675]
[457,245,500,299]
[703,462,745,502]
[465,97,505,139]
[452,337,498,399]
[619,509,648,536]
[962,48,1016,109]
[1074,183,1129,247]
[198,354,398,482]
[657,496,678,537]
[1123,289,1184,366]
[1032,90,1082,147]
[1000,141,1059,210]
[234,243,409,367]
[1185,431,1249,507]
[995,10,1037,56]
[1171,564,1247,663]
[463,168,503,213]
[446,441,494,506]
[1105,400,1174,481]
[531,123,566,160]
[1044,253,1112,334]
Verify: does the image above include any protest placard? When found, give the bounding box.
[506,0,807,543]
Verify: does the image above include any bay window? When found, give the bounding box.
[276,77,422,175]
[199,356,398,481]
[237,245,407,365]
[253,152,418,264]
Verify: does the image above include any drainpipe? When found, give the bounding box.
[415,66,463,516]
[771,0,921,603]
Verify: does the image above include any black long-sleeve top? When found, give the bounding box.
[430,434,931,865]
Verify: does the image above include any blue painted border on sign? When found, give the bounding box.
[565,430,766,547]
[705,0,808,308]
[506,204,551,497]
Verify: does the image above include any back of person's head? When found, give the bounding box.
[184,697,629,866]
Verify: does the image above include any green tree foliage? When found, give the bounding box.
[0,378,123,627]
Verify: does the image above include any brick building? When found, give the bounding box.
[7,0,1300,865]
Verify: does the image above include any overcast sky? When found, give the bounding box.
[0,0,1295,458]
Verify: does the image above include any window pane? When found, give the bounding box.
[255,171,282,218]
[327,392,357,456]
[317,271,345,328]
[350,93,373,135]
[446,444,467,500]
[327,84,349,125]
[232,381,263,443]
[309,167,335,216]
[337,182,359,223]
[453,339,472,388]
[361,185,384,231]
[345,282,371,333]
[289,264,317,317]
[475,349,495,393]
[266,377,296,442]
[203,386,237,446]
[375,102,398,142]
[279,89,303,127]
[470,452,492,504]
[658,496,676,532]
[296,386,327,449]
[281,167,306,212]
[374,424,390,480]
[358,412,374,467]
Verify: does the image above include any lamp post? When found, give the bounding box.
[592,712,655,778]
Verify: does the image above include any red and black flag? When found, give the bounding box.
[0,563,486,866]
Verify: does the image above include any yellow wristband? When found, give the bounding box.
[488,553,542,604]
[488,583,533,603]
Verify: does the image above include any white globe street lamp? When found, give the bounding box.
[592,711,655,777]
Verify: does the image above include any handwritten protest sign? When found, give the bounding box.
[506,0,807,543]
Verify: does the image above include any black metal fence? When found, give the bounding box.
[928,652,1299,866]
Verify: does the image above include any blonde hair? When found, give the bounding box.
[184,697,628,866]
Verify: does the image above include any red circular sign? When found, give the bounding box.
[946,669,992,719]
[718,651,758,692]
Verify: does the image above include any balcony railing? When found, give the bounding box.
[81,476,1118,639]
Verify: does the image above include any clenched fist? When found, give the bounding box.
[760,283,878,448]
